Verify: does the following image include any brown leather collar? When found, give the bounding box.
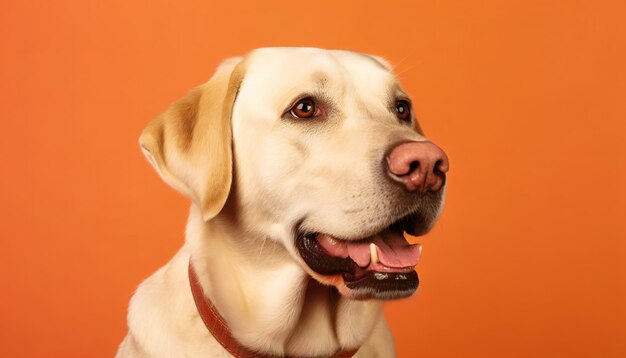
[188,261,359,358]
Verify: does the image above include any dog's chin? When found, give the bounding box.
[294,211,434,300]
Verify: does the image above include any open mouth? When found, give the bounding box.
[295,212,426,300]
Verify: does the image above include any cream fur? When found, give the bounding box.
[118,47,443,358]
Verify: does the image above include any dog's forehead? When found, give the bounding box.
[239,47,398,102]
[246,47,390,72]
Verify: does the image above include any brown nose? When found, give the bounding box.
[387,141,449,192]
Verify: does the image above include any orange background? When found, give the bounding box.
[1,0,625,357]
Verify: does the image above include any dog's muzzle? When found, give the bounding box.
[295,140,449,300]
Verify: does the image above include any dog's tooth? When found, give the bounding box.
[370,243,379,264]
[328,237,338,245]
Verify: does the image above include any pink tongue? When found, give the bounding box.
[317,232,421,268]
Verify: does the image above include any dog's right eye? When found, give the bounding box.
[290,98,317,119]
[395,100,412,122]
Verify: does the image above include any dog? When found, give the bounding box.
[117,47,449,358]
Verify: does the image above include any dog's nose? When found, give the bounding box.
[387,141,449,192]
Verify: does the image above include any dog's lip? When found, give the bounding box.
[342,271,419,300]
[294,212,425,295]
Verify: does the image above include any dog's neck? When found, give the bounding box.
[185,205,382,357]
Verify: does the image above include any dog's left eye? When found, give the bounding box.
[395,100,411,122]
[290,98,318,119]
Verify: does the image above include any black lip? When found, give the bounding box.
[343,271,419,300]
[295,211,423,279]
[296,232,357,276]
[390,211,422,237]
[296,231,420,299]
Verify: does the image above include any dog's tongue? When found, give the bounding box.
[317,232,421,269]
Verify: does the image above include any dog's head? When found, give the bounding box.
[140,48,449,300]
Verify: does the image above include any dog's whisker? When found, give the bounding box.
[394,60,426,79]
[390,54,411,71]
[256,236,268,263]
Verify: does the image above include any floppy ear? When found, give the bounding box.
[139,57,245,221]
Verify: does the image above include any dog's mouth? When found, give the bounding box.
[295,212,427,300]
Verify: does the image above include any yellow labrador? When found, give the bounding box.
[117,47,449,358]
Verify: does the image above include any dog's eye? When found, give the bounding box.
[395,100,411,122]
[290,98,317,119]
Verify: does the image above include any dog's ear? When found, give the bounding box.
[139,58,245,221]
